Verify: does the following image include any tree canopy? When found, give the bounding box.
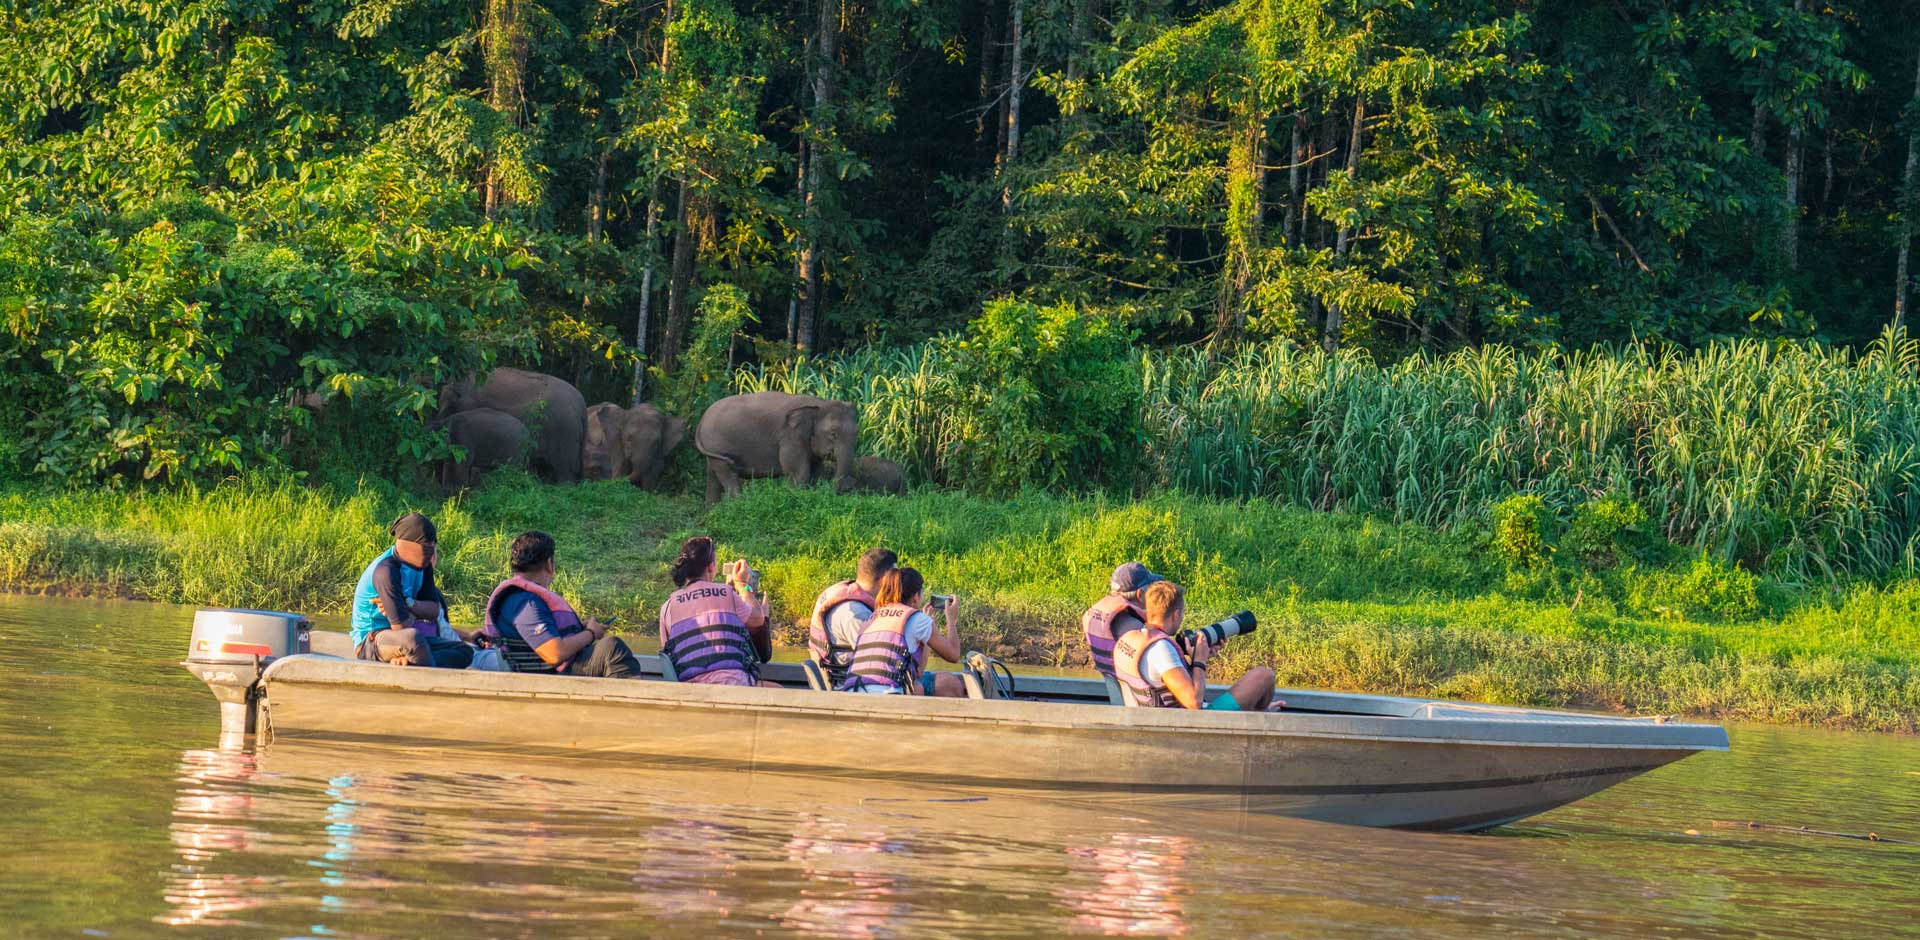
[4,0,1919,481]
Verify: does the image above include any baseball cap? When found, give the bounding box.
[1109,561,1165,593]
[389,512,438,544]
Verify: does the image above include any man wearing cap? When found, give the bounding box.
[1081,562,1162,679]
[348,512,475,669]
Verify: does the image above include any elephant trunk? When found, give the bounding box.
[831,438,856,494]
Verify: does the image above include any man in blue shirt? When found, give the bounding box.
[348,513,474,668]
[483,531,641,678]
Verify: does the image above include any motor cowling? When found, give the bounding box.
[183,608,310,742]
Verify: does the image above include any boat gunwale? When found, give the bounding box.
[258,653,1731,753]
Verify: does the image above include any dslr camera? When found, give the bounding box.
[1176,610,1257,656]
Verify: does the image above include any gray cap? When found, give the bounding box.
[1109,561,1164,594]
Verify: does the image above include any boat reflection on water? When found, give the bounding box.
[780,813,913,938]
[162,748,269,928]
[1056,833,1193,937]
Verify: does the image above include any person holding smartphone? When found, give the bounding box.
[837,566,967,696]
[658,536,780,688]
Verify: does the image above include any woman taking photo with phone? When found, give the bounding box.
[838,566,967,696]
[658,536,780,688]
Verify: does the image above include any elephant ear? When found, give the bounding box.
[783,405,820,441]
[663,416,688,454]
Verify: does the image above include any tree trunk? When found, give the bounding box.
[482,0,528,219]
[661,180,698,373]
[1066,0,1092,85]
[794,0,839,355]
[976,0,1002,144]
[1783,122,1802,271]
[1323,96,1366,353]
[1287,110,1306,246]
[632,187,660,404]
[1214,113,1266,345]
[1896,48,1920,335]
[1000,0,1025,210]
[587,150,609,243]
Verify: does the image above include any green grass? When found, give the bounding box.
[3,475,1916,731]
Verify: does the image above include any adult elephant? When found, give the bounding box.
[581,402,688,489]
[695,392,859,501]
[440,368,587,483]
[433,408,530,489]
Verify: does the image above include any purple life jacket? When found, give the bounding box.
[1082,594,1145,678]
[658,580,759,682]
[483,576,584,673]
[808,580,875,685]
[838,604,927,693]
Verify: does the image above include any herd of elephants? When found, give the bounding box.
[431,367,906,499]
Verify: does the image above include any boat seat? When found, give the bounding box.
[961,651,1013,700]
[799,659,830,692]
[657,654,679,682]
[1102,674,1128,706]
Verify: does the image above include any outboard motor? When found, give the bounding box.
[183,608,311,743]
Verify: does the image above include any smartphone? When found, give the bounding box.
[931,593,955,610]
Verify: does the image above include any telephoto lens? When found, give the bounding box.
[1179,610,1257,653]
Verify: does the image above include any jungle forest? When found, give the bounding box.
[6,0,1920,489]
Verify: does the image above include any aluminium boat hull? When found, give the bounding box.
[239,634,1729,832]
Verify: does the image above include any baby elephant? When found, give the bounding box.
[850,456,906,496]
[435,407,531,489]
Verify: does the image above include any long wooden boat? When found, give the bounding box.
[184,611,1729,832]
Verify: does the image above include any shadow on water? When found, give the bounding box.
[2,594,1918,938]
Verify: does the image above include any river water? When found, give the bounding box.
[1,595,1915,939]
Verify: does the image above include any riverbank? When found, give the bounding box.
[5,477,1916,731]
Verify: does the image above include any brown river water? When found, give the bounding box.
[1,594,1916,939]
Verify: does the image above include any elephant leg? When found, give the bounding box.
[707,457,742,503]
[778,435,815,488]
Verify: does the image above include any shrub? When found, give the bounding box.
[1568,494,1651,568]
[1492,494,1553,568]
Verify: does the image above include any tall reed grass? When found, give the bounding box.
[747,335,1920,579]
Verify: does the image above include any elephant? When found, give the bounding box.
[440,368,588,483]
[433,408,531,489]
[850,456,906,496]
[581,402,688,489]
[694,391,859,501]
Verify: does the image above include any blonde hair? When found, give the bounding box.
[1142,581,1184,628]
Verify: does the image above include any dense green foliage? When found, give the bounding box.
[4,477,1916,729]
[751,332,1920,579]
[8,0,1920,485]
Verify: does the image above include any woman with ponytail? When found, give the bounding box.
[657,536,779,687]
[838,566,966,696]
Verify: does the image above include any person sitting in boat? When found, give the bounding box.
[349,512,474,669]
[1081,562,1160,679]
[1115,582,1280,711]
[659,536,780,687]
[809,547,897,687]
[480,531,641,678]
[837,566,967,697]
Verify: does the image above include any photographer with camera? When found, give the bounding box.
[1113,582,1281,711]
[837,566,967,697]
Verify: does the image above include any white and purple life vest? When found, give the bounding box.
[1081,593,1145,678]
[808,580,875,685]
[658,580,759,682]
[838,604,927,693]
[1114,626,1180,708]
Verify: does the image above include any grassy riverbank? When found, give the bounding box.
[4,476,1917,731]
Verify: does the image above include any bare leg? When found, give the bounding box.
[930,672,968,698]
[1228,666,1278,710]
